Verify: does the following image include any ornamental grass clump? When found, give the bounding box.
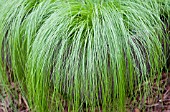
[0,0,168,111]
[159,0,170,69]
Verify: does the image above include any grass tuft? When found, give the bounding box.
[0,0,169,111]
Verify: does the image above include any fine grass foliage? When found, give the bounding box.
[0,0,169,111]
[159,0,170,70]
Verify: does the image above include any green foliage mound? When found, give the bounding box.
[0,0,169,111]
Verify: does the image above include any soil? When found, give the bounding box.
[0,72,170,112]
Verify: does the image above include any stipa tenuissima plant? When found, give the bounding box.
[26,0,165,111]
[0,0,56,90]
[0,0,168,111]
[155,0,170,70]
[0,0,55,110]
[160,0,170,69]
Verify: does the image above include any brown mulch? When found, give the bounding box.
[0,82,29,112]
[127,72,170,112]
[0,72,170,112]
